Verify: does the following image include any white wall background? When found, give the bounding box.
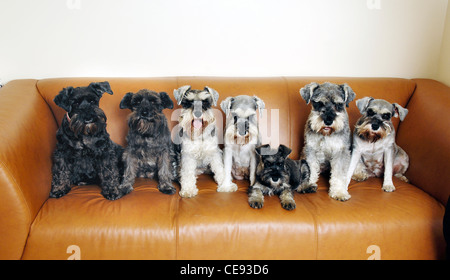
[0,0,448,84]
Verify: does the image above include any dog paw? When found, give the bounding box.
[249,198,264,209]
[352,172,369,182]
[296,183,317,194]
[281,200,296,211]
[158,183,176,195]
[217,182,238,192]
[102,190,123,201]
[382,184,396,192]
[328,189,351,202]
[179,187,198,198]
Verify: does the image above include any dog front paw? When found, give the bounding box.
[281,200,296,211]
[296,182,317,194]
[217,182,238,192]
[328,188,351,202]
[382,184,396,192]
[179,187,198,198]
[158,182,176,195]
[249,197,264,209]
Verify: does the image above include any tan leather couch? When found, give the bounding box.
[0,77,448,260]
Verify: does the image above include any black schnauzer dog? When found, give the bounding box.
[119,89,178,195]
[248,144,310,210]
[50,81,130,200]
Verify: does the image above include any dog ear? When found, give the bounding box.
[220,97,234,117]
[356,97,374,114]
[278,145,292,158]
[253,96,265,118]
[255,144,271,156]
[173,85,191,105]
[340,83,356,107]
[300,82,319,104]
[160,92,174,109]
[120,92,134,109]
[205,86,219,106]
[89,81,113,97]
[54,87,73,112]
[392,103,408,121]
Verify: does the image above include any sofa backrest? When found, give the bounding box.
[36,77,416,159]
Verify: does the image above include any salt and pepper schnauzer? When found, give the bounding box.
[174,85,236,198]
[248,144,310,210]
[346,97,409,192]
[300,82,356,201]
[119,89,178,195]
[221,95,265,187]
[50,81,129,200]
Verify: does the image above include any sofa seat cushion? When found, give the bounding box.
[21,178,179,260]
[22,176,445,260]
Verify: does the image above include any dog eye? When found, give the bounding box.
[312,101,323,110]
[382,113,391,120]
[234,116,238,124]
[367,109,375,116]
[335,103,344,111]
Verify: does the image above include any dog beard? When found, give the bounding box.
[128,113,164,136]
[258,166,288,193]
[308,112,345,136]
[224,123,258,145]
[355,118,392,143]
[179,109,215,140]
[69,114,106,137]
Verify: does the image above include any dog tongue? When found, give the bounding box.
[193,119,203,129]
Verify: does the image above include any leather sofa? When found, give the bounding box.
[0,77,448,260]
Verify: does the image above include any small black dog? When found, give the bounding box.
[119,89,178,194]
[50,81,130,200]
[248,144,310,210]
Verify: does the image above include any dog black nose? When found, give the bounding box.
[141,110,149,117]
[371,123,380,130]
[324,119,334,126]
[194,110,202,118]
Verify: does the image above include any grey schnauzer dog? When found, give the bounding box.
[300,82,356,201]
[248,144,310,210]
[220,95,265,187]
[346,97,409,192]
[173,85,235,198]
[119,89,177,195]
[50,81,129,200]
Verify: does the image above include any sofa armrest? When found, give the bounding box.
[397,79,450,206]
[0,80,57,259]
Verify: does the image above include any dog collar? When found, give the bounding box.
[66,112,71,122]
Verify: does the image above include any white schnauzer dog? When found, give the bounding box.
[346,97,409,192]
[300,82,356,201]
[220,95,265,187]
[173,85,236,198]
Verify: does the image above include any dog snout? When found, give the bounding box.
[322,108,336,126]
[194,110,202,119]
[324,118,334,126]
[371,122,380,130]
[192,100,203,119]
[141,109,149,117]
[236,120,249,136]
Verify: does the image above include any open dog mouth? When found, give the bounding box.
[192,118,205,129]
